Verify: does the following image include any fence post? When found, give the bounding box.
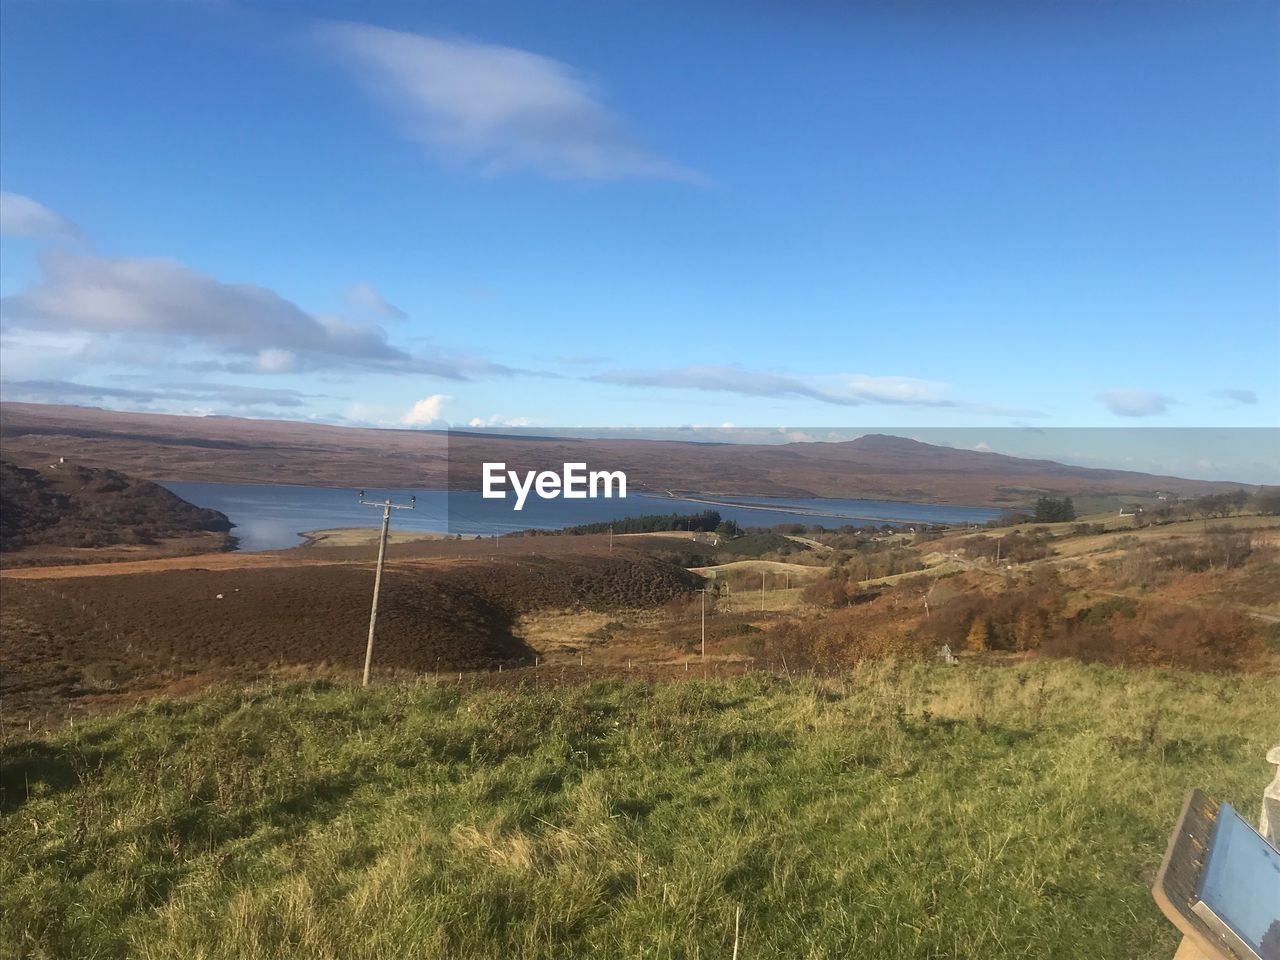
[1262,743,1280,845]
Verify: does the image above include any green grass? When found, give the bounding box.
[2,662,1275,959]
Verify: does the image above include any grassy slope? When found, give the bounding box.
[3,663,1276,960]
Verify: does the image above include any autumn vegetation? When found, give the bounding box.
[0,460,233,561]
[2,479,1277,960]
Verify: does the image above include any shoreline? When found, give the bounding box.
[650,490,1001,525]
[299,527,461,548]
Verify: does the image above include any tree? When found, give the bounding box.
[1254,487,1280,516]
[1033,496,1076,523]
[715,519,742,539]
[966,617,990,652]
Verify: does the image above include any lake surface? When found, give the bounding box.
[162,481,1005,552]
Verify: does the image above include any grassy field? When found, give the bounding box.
[3,661,1275,960]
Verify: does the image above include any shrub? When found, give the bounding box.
[1043,606,1263,671]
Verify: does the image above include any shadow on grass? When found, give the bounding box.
[0,742,94,813]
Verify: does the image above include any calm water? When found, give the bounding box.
[162,481,1005,552]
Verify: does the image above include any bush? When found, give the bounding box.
[956,530,1053,564]
[1118,529,1254,586]
[916,568,1066,652]
[766,617,932,668]
[718,533,809,559]
[1043,606,1263,671]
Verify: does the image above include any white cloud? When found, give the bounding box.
[401,394,450,426]
[345,281,407,320]
[591,365,956,407]
[0,328,96,370]
[313,22,699,182]
[0,378,316,411]
[1097,389,1174,418]
[0,192,81,240]
[589,365,1044,416]
[1,250,511,379]
[845,375,950,405]
[255,349,298,373]
[466,414,532,427]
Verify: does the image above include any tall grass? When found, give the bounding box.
[3,662,1275,959]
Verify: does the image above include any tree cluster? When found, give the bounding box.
[803,546,925,606]
[564,510,722,535]
[1032,496,1076,523]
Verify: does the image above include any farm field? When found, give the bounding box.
[0,541,704,729]
[2,664,1276,960]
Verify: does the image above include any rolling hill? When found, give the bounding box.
[0,402,1250,508]
[0,459,233,559]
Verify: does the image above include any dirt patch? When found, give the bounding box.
[0,550,703,728]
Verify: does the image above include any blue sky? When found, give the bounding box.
[1,1,1277,469]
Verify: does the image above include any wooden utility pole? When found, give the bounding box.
[698,587,709,660]
[358,491,416,687]
[761,573,766,612]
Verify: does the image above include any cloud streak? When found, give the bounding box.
[591,365,958,408]
[0,250,511,380]
[1213,388,1258,406]
[0,192,82,241]
[313,22,698,181]
[1097,389,1174,418]
[346,281,407,320]
[0,378,317,410]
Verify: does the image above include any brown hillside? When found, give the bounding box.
[0,459,233,561]
[0,402,1249,507]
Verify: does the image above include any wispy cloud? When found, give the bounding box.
[467,413,532,427]
[0,192,82,241]
[0,378,317,411]
[591,365,957,407]
[589,365,1047,417]
[313,22,699,182]
[0,250,512,380]
[1097,389,1174,418]
[345,281,407,320]
[1213,388,1258,406]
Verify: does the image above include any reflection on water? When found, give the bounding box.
[163,481,1005,552]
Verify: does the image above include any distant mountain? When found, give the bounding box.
[0,402,1250,508]
[0,458,232,554]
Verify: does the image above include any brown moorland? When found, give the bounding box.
[0,540,703,728]
[6,513,1278,730]
[0,458,234,567]
[0,402,1251,507]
